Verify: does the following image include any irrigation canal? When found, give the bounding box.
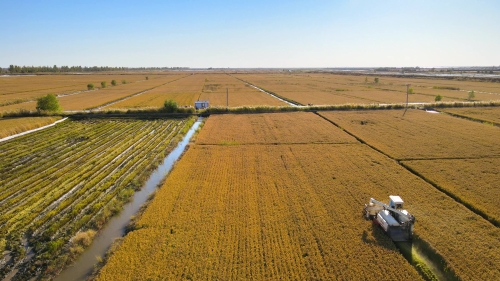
[55,118,203,281]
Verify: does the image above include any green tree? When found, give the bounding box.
[364,77,368,83]
[111,80,117,86]
[374,77,379,83]
[435,94,443,101]
[468,90,475,101]
[163,99,178,113]
[145,76,149,80]
[122,80,127,84]
[87,83,94,90]
[36,94,61,112]
[101,81,107,88]
[408,87,415,94]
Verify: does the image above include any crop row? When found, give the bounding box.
[0,117,193,279]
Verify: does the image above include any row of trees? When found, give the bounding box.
[8,65,188,74]
[8,65,128,74]
[87,79,130,90]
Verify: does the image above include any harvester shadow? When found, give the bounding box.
[363,223,456,281]
[360,222,401,252]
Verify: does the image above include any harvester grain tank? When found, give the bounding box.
[363,195,415,241]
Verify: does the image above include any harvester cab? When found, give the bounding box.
[363,195,415,242]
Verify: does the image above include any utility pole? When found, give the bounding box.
[403,84,410,116]
[226,88,228,111]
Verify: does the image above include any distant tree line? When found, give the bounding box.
[8,65,190,74]
[8,65,128,73]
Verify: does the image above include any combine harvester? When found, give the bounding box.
[363,196,415,241]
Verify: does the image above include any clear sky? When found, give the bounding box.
[1,0,499,68]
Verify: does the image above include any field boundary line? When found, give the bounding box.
[0,117,68,143]
[398,155,500,161]
[400,161,500,227]
[437,109,500,127]
[196,141,362,146]
[316,111,500,229]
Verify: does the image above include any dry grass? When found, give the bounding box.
[0,116,61,138]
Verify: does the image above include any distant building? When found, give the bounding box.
[195,100,209,109]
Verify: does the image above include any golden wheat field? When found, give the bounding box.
[402,158,500,225]
[0,75,183,112]
[196,112,358,145]
[105,74,203,108]
[96,144,423,280]
[0,116,61,138]
[58,76,182,110]
[198,74,286,107]
[0,74,171,106]
[442,106,500,124]
[319,109,500,159]
[97,111,500,280]
[234,73,500,105]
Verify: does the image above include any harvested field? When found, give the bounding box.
[319,109,500,159]
[402,158,500,225]
[442,106,500,124]
[0,117,192,278]
[0,116,61,138]
[196,112,358,145]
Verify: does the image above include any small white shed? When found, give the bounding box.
[194,100,209,109]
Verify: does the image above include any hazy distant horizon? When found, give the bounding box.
[1,0,499,68]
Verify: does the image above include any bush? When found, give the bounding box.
[87,83,94,90]
[111,80,117,86]
[71,230,96,248]
[435,95,443,101]
[408,88,415,94]
[122,80,127,84]
[145,76,149,80]
[374,77,379,83]
[163,99,178,113]
[468,90,475,101]
[36,94,61,112]
[101,81,107,88]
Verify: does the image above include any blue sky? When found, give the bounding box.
[1,0,499,68]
